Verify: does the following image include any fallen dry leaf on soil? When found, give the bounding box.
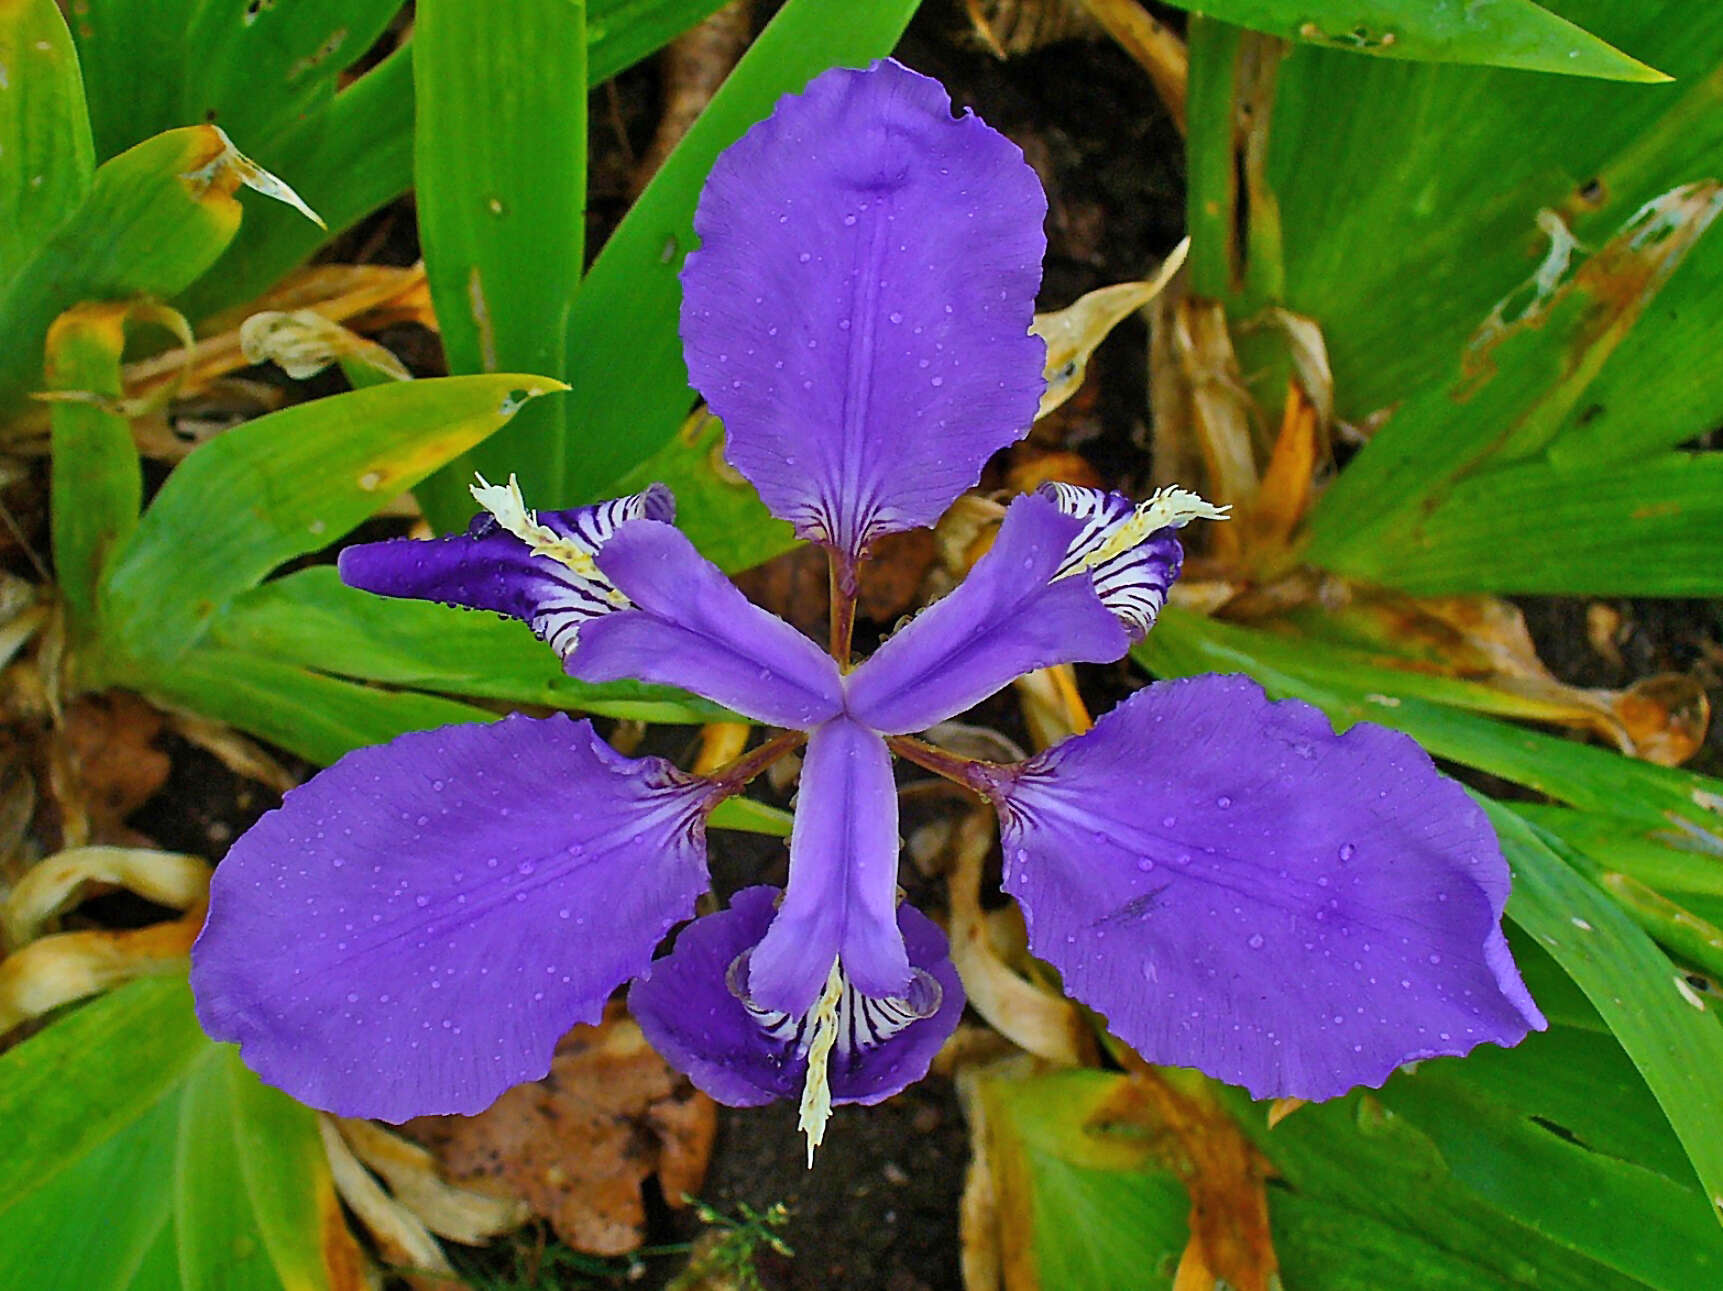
[405,1004,716,1256]
[61,692,170,844]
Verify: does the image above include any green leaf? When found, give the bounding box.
[213,567,729,725]
[99,375,564,666]
[0,125,249,416]
[1492,806,1723,1231]
[610,412,796,573]
[0,0,93,283]
[1161,0,1663,80]
[709,795,792,837]
[1377,1039,1723,1289]
[413,0,588,530]
[151,644,495,765]
[43,304,146,645]
[1192,2,1723,470]
[548,0,921,512]
[0,974,359,1291]
[1316,451,1723,596]
[1230,1078,1668,1288]
[185,3,747,328]
[974,1063,1657,1288]
[1305,181,1723,589]
[178,45,417,323]
[70,0,401,161]
[586,0,733,84]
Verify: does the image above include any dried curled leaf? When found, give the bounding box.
[318,1115,454,1278]
[945,810,1096,1068]
[335,1117,529,1245]
[3,845,209,946]
[0,905,202,1035]
[1032,243,1189,421]
[240,309,411,383]
[178,126,325,229]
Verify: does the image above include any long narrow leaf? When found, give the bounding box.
[0,0,93,282]
[179,45,417,323]
[0,126,253,415]
[413,0,588,529]
[213,567,729,725]
[44,304,147,642]
[1327,452,1723,595]
[150,645,495,765]
[100,375,564,663]
[1158,0,1662,80]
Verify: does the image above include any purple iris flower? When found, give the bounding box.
[190,60,1544,1156]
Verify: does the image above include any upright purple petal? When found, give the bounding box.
[744,718,909,1014]
[844,492,1129,733]
[191,714,719,1122]
[570,519,843,729]
[339,480,675,658]
[682,60,1047,565]
[974,675,1546,1102]
[630,886,963,1108]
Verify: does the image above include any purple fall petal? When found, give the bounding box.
[975,675,1546,1102]
[630,886,963,1107]
[571,519,843,729]
[845,492,1130,733]
[746,718,910,1014]
[681,60,1047,566]
[190,714,718,1122]
[338,484,675,658]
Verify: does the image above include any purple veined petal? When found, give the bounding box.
[338,476,676,658]
[629,886,963,1111]
[1037,481,1228,640]
[570,519,843,729]
[744,718,910,1015]
[681,59,1048,568]
[844,492,1130,734]
[190,713,720,1122]
[973,675,1546,1103]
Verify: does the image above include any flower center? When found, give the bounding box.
[1049,483,1230,583]
[726,951,942,1163]
[470,473,629,600]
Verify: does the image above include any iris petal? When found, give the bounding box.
[570,519,844,729]
[191,714,718,1122]
[975,674,1546,1101]
[845,492,1129,733]
[630,886,963,1108]
[745,718,910,1014]
[338,480,674,658]
[681,59,1047,567]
